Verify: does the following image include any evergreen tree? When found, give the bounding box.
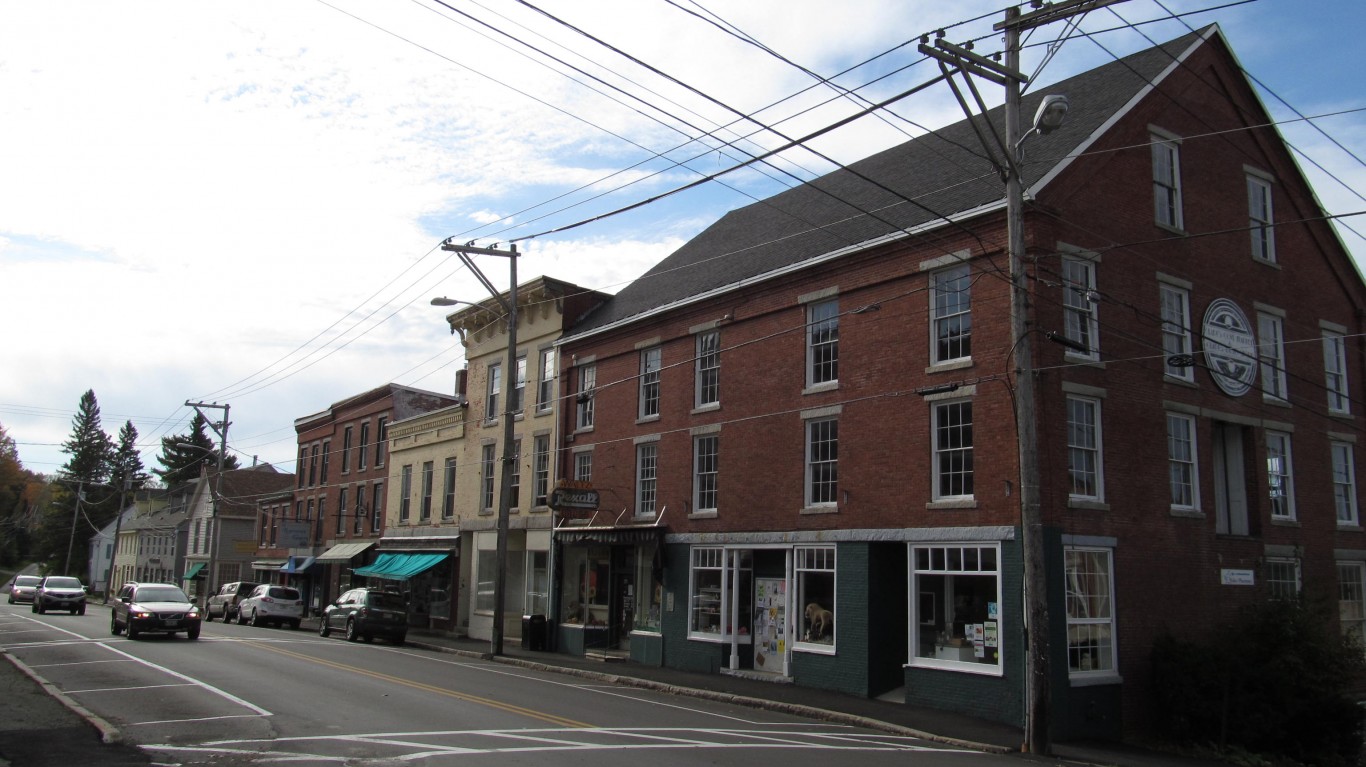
[60,389,113,484]
[155,412,239,487]
[34,390,118,575]
[111,420,150,493]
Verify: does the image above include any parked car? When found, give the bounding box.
[7,575,41,604]
[205,581,260,622]
[110,582,201,640]
[237,584,304,629]
[319,588,407,645]
[32,576,86,615]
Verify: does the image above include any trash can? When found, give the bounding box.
[525,614,547,651]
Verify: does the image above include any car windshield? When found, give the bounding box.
[268,587,299,600]
[367,593,406,611]
[44,577,82,589]
[15,576,41,586]
[136,587,189,603]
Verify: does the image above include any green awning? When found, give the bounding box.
[352,552,449,581]
[182,562,206,580]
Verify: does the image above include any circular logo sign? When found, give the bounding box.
[1202,298,1257,397]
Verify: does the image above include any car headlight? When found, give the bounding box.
[132,611,153,620]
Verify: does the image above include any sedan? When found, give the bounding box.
[111,582,202,640]
[7,575,41,604]
[237,584,304,629]
[33,576,86,615]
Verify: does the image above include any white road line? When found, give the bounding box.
[127,714,274,727]
[94,643,273,717]
[67,682,197,694]
[26,658,137,668]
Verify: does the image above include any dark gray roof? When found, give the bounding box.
[565,27,1211,338]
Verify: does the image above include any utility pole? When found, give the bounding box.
[438,240,519,656]
[103,477,132,602]
[64,480,84,576]
[186,401,230,604]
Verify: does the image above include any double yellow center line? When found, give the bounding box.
[255,642,594,729]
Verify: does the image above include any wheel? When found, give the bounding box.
[391,635,405,647]
[127,623,140,640]
[71,607,79,615]
[110,614,122,636]
[204,608,213,622]
[288,620,300,631]
[237,609,248,625]
[31,603,39,614]
[187,626,200,640]
[7,595,13,604]
[250,610,263,627]
[318,619,331,638]
[345,619,360,642]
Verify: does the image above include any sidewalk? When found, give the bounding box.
[335,619,1225,767]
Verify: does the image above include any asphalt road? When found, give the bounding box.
[1,601,1007,766]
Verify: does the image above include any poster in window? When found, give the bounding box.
[753,578,786,672]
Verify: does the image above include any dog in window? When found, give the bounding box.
[804,602,833,641]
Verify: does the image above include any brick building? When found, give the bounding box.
[552,26,1366,741]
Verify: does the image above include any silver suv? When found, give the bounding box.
[205,581,260,622]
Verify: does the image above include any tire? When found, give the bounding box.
[7,596,13,604]
[237,609,248,625]
[288,620,300,631]
[187,626,200,640]
[318,619,331,638]
[391,635,405,647]
[204,608,213,623]
[345,619,360,643]
[250,610,263,627]
[127,623,140,640]
[31,603,39,614]
[110,614,122,636]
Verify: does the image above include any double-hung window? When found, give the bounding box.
[354,483,366,534]
[480,444,496,512]
[337,487,348,535]
[1324,330,1350,414]
[1067,396,1103,502]
[1258,312,1288,402]
[1248,172,1275,262]
[537,349,555,413]
[1062,256,1099,359]
[509,439,522,510]
[486,362,502,422]
[695,331,720,408]
[1160,282,1193,381]
[1266,557,1300,601]
[533,435,550,508]
[636,441,658,516]
[341,426,353,473]
[371,482,383,532]
[419,461,434,521]
[639,347,661,419]
[805,418,838,507]
[442,457,457,519]
[1266,431,1295,521]
[573,450,592,483]
[511,355,527,415]
[1338,563,1366,642]
[933,400,974,500]
[1333,441,1359,526]
[576,364,596,430]
[1152,131,1183,229]
[693,433,719,513]
[1065,547,1117,675]
[1167,413,1199,511]
[358,422,369,470]
[399,465,412,523]
[320,440,330,484]
[806,299,839,387]
[931,263,971,364]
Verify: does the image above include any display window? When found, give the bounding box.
[689,547,752,641]
[910,543,1002,673]
[560,545,611,627]
[634,542,662,633]
[795,546,835,650]
[525,550,548,618]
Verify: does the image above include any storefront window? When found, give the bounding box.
[911,544,1001,671]
[475,539,525,614]
[560,545,610,627]
[525,550,548,617]
[795,546,835,648]
[689,547,751,640]
[634,542,662,633]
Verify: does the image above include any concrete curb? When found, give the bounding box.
[402,638,1015,756]
[1,649,123,745]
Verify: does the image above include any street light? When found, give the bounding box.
[437,240,519,657]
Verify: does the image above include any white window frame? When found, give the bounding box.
[1062,256,1099,360]
[576,364,596,430]
[1067,396,1104,502]
[804,417,838,508]
[533,435,551,508]
[419,460,434,522]
[480,444,496,512]
[1266,557,1301,601]
[1258,312,1288,402]
[442,457,457,519]
[537,348,555,413]
[1160,283,1193,382]
[932,400,974,501]
[486,362,502,423]
[909,543,1002,674]
[1266,431,1295,521]
[794,546,836,653]
[511,354,527,415]
[1065,547,1118,677]
[1333,441,1359,526]
[573,450,592,483]
[695,330,720,408]
[508,438,522,510]
[687,546,752,643]
[1167,413,1200,511]
[1325,330,1351,414]
[399,464,412,522]
[1152,132,1183,230]
[1338,562,1366,643]
[693,434,719,514]
[635,442,658,517]
[639,347,662,420]
[1248,172,1275,263]
[931,263,972,364]
[806,299,839,388]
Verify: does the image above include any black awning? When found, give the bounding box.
[555,527,664,545]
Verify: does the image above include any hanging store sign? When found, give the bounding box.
[549,481,601,515]
[1202,298,1257,397]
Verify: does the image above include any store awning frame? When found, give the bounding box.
[182,562,206,581]
[316,541,376,562]
[280,556,317,574]
[250,559,287,570]
[352,552,449,582]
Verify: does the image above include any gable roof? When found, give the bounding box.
[564,26,1212,340]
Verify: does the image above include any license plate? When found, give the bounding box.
[164,619,179,627]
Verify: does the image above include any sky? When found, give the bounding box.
[2,0,1363,478]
